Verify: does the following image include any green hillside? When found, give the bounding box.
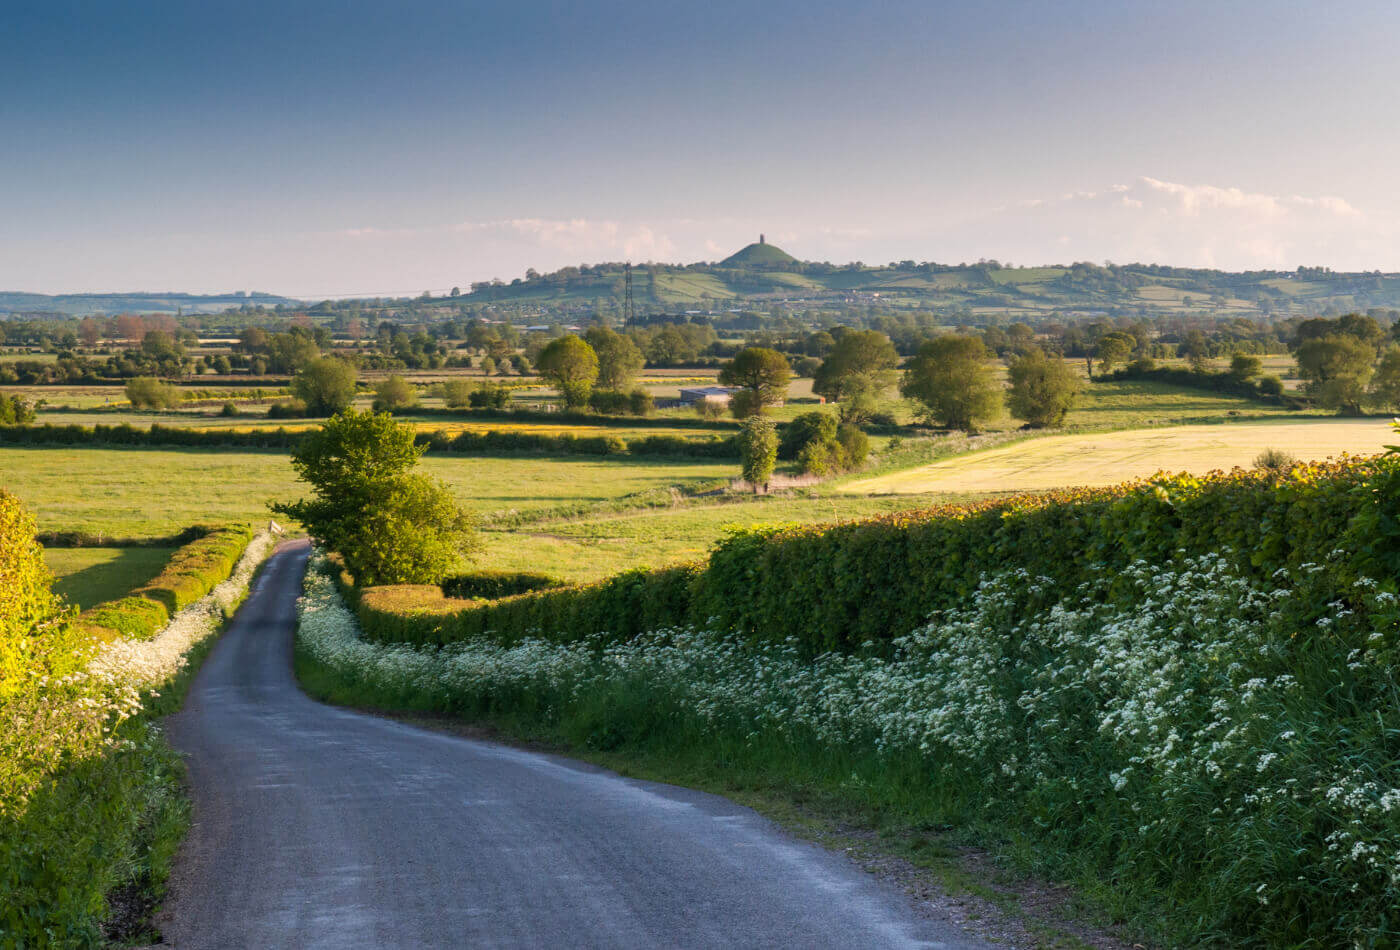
[720,237,797,266]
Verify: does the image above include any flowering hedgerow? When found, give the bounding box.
[89,530,277,689]
[298,548,1400,946]
[1,530,275,945]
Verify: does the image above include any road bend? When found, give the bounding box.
[160,540,989,949]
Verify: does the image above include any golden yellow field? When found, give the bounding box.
[842,419,1396,495]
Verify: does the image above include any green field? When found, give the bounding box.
[0,447,739,538]
[43,545,175,609]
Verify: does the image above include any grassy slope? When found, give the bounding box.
[44,546,176,610]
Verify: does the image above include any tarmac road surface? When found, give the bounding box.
[160,540,989,949]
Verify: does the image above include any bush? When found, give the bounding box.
[694,399,726,420]
[627,388,654,416]
[1254,447,1297,472]
[442,379,475,408]
[738,415,777,490]
[1257,374,1285,396]
[467,384,511,409]
[220,401,240,417]
[0,392,36,424]
[125,376,181,409]
[372,375,417,412]
[267,398,310,419]
[588,389,631,414]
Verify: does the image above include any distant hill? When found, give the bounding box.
[721,236,797,266]
[445,251,1400,322]
[0,291,297,318]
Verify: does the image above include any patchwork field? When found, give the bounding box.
[842,418,1393,495]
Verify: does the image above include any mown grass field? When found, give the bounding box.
[43,545,176,609]
[0,447,738,537]
[843,418,1394,495]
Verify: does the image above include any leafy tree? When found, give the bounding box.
[372,375,417,411]
[900,335,1002,432]
[1179,330,1212,371]
[1369,345,1400,411]
[1295,334,1374,414]
[272,410,476,585]
[719,347,792,417]
[442,379,475,408]
[811,329,898,402]
[125,376,180,408]
[266,331,321,373]
[778,411,838,460]
[537,334,599,408]
[1092,332,1134,376]
[1229,353,1263,381]
[291,357,357,415]
[738,415,777,492]
[584,326,645,391]
[1006,348,1081,427]
[0,393,36,424]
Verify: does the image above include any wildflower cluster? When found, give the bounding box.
[299,548,1400,946]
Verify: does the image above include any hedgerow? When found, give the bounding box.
[0,511,275,947]
[298,449,1400,945]
[78,526,253,642]
[0,422,743,458]
[343,456,1392,654]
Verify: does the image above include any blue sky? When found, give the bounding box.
[4,0,1399,294]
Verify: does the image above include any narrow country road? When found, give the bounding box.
[160,541,989,949]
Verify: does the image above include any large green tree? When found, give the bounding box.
[584,326,645,391]
[537,334,599,408]
[1295,334,1375,414]
[1006,348,1082,427]
[900,334,1002,432]
[1369,345,1400,411]
[811,330,898,402]
[719,347,792,418]
[292,357,358,415]
[272,410,475,584]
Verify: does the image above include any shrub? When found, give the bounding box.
[267,398,310,419]
[442,379,475,408]
[125,376,181,409]
[1253,447,1297,472]
[588,389,631,414]
[694,399,726,420]
[372,375,417,412]
[220,401,240,417]
[0,393,36,424]
[627,388,654,416]
[467,384,510,409]
[738,415,777,490]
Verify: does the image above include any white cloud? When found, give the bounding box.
[935,176,1390,270]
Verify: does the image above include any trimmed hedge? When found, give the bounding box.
[441,570,562,599]
[342,457,1395,653]
[78,525,253,641]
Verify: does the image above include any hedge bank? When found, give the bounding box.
[79,525,252,641]
[340,456,1395,653]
